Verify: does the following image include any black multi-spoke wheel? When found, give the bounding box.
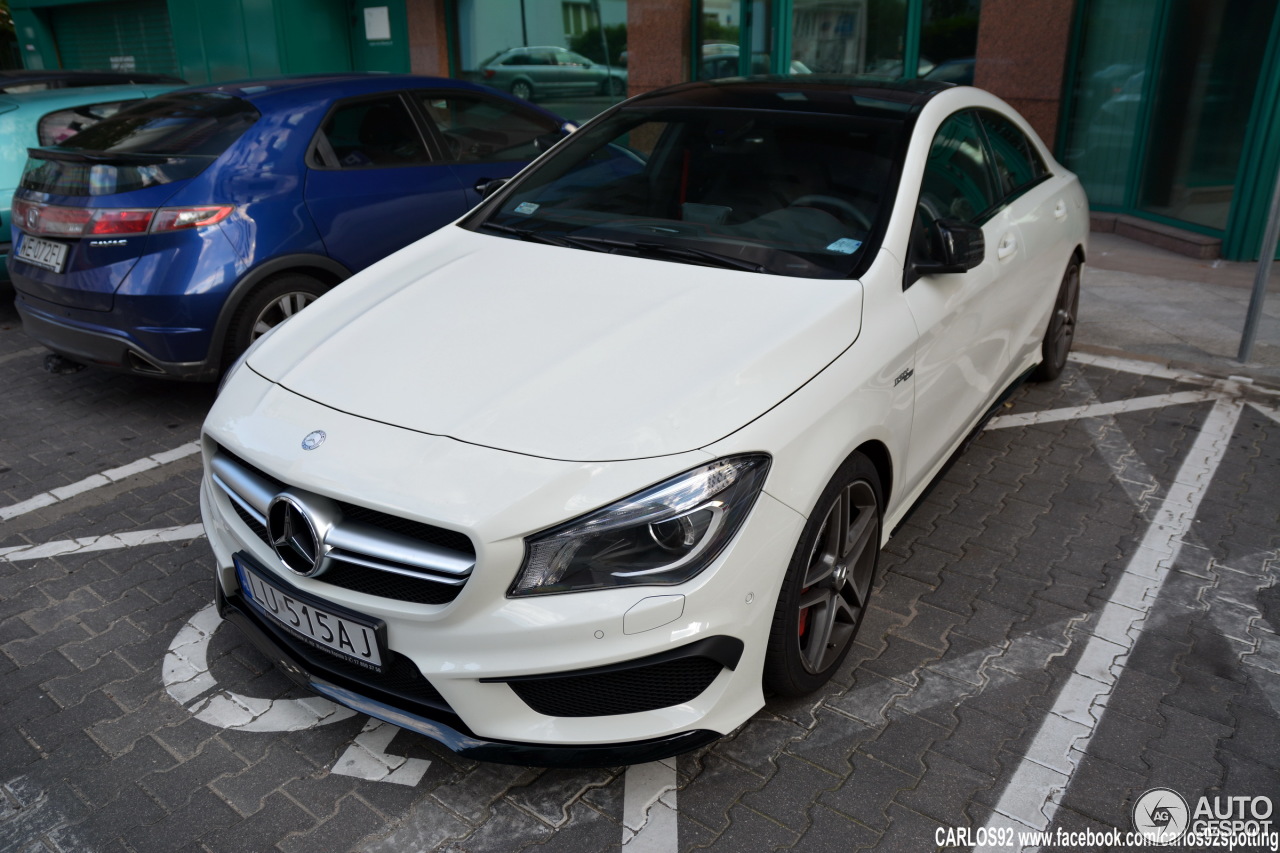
[765,452,883,696]
[1033,258,1081,382]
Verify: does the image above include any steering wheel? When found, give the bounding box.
[790,194,872,230]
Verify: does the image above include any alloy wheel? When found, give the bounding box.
[796,479,879,674]
[1047,263,1080,370]
[251,292,317,341]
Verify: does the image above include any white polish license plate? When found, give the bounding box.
[235,555,384,670]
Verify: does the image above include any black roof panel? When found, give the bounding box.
[626,76,951,118]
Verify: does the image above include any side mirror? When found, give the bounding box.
[475,178,509,198]
[916,218,984,275]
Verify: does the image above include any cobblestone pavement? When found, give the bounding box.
[2,292,1279,853]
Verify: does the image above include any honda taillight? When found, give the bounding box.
[151,205,234,232]
[11,199,234,238]
[88,209,154,235]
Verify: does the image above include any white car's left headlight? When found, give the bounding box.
[510,454,770,596]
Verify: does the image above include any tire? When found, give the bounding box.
[511,80,534,101]
[1032,258,1081,382]
[763,452,883,697]
[223,273,327,368]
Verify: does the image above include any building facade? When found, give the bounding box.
[10,0,1279,260]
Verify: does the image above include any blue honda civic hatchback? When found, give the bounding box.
[8,74,570,380]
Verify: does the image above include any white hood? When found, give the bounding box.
[251,227,863,462]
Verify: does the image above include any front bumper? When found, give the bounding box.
[215,578,721,767]
[199,370,807,760]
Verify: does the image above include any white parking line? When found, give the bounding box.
[1251,401,1280,426]
[332,719,431,786]
[623,760,678,851]
[985,390,1218,430]
[0,442,201,522]
[0,524,205,563]
[1067,351,1212,385]
[974,396,1243,851]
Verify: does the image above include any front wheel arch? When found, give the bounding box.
[763,448,885,697]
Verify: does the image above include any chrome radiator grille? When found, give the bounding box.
[211,447,475,605]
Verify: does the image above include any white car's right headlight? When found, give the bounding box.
[510,454,770,596]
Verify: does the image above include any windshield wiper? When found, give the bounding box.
[560,235,768,273]
[479,221,573,248]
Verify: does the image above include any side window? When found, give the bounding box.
[977,110,1049,196]
[318,96,429,168]
[417,94,559,162]
[919,111,998,226]
[912,111,999,268]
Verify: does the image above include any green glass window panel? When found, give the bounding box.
[1062,0,1159,208]
[50,0,178,77]
[791,0,906,77]
[454,0,629,124]
[698,0,742,79]
[919,0,980,83]
[1137,0,1278,231]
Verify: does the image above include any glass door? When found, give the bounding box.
[1136,0,1277,231]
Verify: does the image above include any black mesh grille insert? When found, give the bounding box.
[230,499,269,545]
[338,502,474,555]
[508,657,724,717]
[319,562,460,605]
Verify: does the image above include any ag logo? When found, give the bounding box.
[1133,787,1189,844]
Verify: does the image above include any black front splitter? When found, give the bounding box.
[215,583,722,768]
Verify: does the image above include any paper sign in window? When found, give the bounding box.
[364,6,391,41]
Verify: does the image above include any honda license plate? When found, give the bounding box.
[16,234,68,273]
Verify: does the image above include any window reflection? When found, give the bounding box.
[455,0,629,123]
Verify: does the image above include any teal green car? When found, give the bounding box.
[0,83,182,279]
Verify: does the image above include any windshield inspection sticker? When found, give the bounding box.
[826,238,863,254]
[514,202,539,215]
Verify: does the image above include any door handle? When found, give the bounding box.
[997,234,1017,260]
[1053,199,1068,219]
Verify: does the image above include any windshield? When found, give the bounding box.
[470,105,904,278]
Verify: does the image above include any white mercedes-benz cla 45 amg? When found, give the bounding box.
[200,77,1087,766]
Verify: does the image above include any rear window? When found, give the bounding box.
[61,92,259,157]
[20,93,260,197]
